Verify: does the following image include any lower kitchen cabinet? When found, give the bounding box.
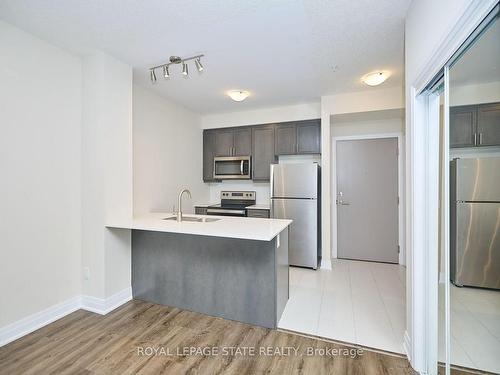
[247,209,270,218]
[252,125,276,182]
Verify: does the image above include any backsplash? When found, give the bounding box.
[209,181,270,205]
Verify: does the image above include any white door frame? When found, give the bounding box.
[331,133,405,265]
[406,1,498,373]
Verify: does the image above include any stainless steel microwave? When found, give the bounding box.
[213,156,251,179]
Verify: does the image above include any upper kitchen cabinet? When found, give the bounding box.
[252,125,276,181]
[477,103,500,147]
[450,105,477,148]
[214,129,234,156]
[275,123,297,155]
[214,127,252,156]
[450,102,500,148]
[275,119,321,155]
[203,130,218,182]
[233,127,252,156]
[297,120,321,154]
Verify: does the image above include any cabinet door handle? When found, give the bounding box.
[479,132,483,145]
[474,133,477,146]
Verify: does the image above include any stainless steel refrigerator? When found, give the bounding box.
[270,163,321,269]
[450,157,500,290]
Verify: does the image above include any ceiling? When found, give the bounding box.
[0,0,411,114]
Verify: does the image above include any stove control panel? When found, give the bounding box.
[220,191,256,201]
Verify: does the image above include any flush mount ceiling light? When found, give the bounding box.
[149,54,204,83]
[227,90,250,102]
[362,71,390,86]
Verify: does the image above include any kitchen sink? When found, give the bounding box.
[163,216,220,223]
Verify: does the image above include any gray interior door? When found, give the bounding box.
[336,138,399,263]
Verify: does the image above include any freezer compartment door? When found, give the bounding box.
[272,198,319,269]
[455,158,500,202]
[271,163,318,199]
[452,202,500,289]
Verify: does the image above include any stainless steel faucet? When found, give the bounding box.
[177,188,192,222]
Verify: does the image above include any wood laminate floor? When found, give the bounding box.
[0,300,418,375]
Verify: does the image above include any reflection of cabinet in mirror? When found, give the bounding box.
[450,102,500,148]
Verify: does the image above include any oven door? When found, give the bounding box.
[213,156,251,179]
[206,208,247,217]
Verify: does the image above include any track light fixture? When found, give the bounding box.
[195,58,204,72]
[149,54,204,83]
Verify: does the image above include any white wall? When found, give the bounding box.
[201,102,320,129]
[450,81,500,106]
[81,52,133,299]
[0,21,82,327]
[133,84,208,214]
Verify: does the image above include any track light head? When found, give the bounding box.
[150,69,157,84]
[195,58,204,72]
[181,62,188,77]
[163,66,170,79]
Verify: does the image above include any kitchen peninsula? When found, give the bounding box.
[107,213,292,329]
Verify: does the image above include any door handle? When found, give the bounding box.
[336,199,350,206]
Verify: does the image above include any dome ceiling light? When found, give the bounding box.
[149,54,204,83]
[362,71,390,86]
[227,90,250,102]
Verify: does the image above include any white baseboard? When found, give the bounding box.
[0,295,81,347]
[81,287,132,315]
[0,287,132,347]
[403,330,411,361]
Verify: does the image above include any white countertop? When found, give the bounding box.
[247,204,270,210]
[106,212,292,242]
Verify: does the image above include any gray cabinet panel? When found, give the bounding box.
[195,206,208,215]
[450,105,477,148]
[275,123,297,155]
[477,103,500,146]
[297,120,321,154]
[252,125,276,181]
[233,127,252,156]
[203,130,217,182]
[247,209,270,218]
[215,129,234,156]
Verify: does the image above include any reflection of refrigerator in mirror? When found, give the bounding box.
[450,158,500,290]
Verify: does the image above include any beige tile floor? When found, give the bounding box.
[279,259,406,354]
[439,284,500,373]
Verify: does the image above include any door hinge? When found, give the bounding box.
[398,245,400,253]
[397,196,399,205]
